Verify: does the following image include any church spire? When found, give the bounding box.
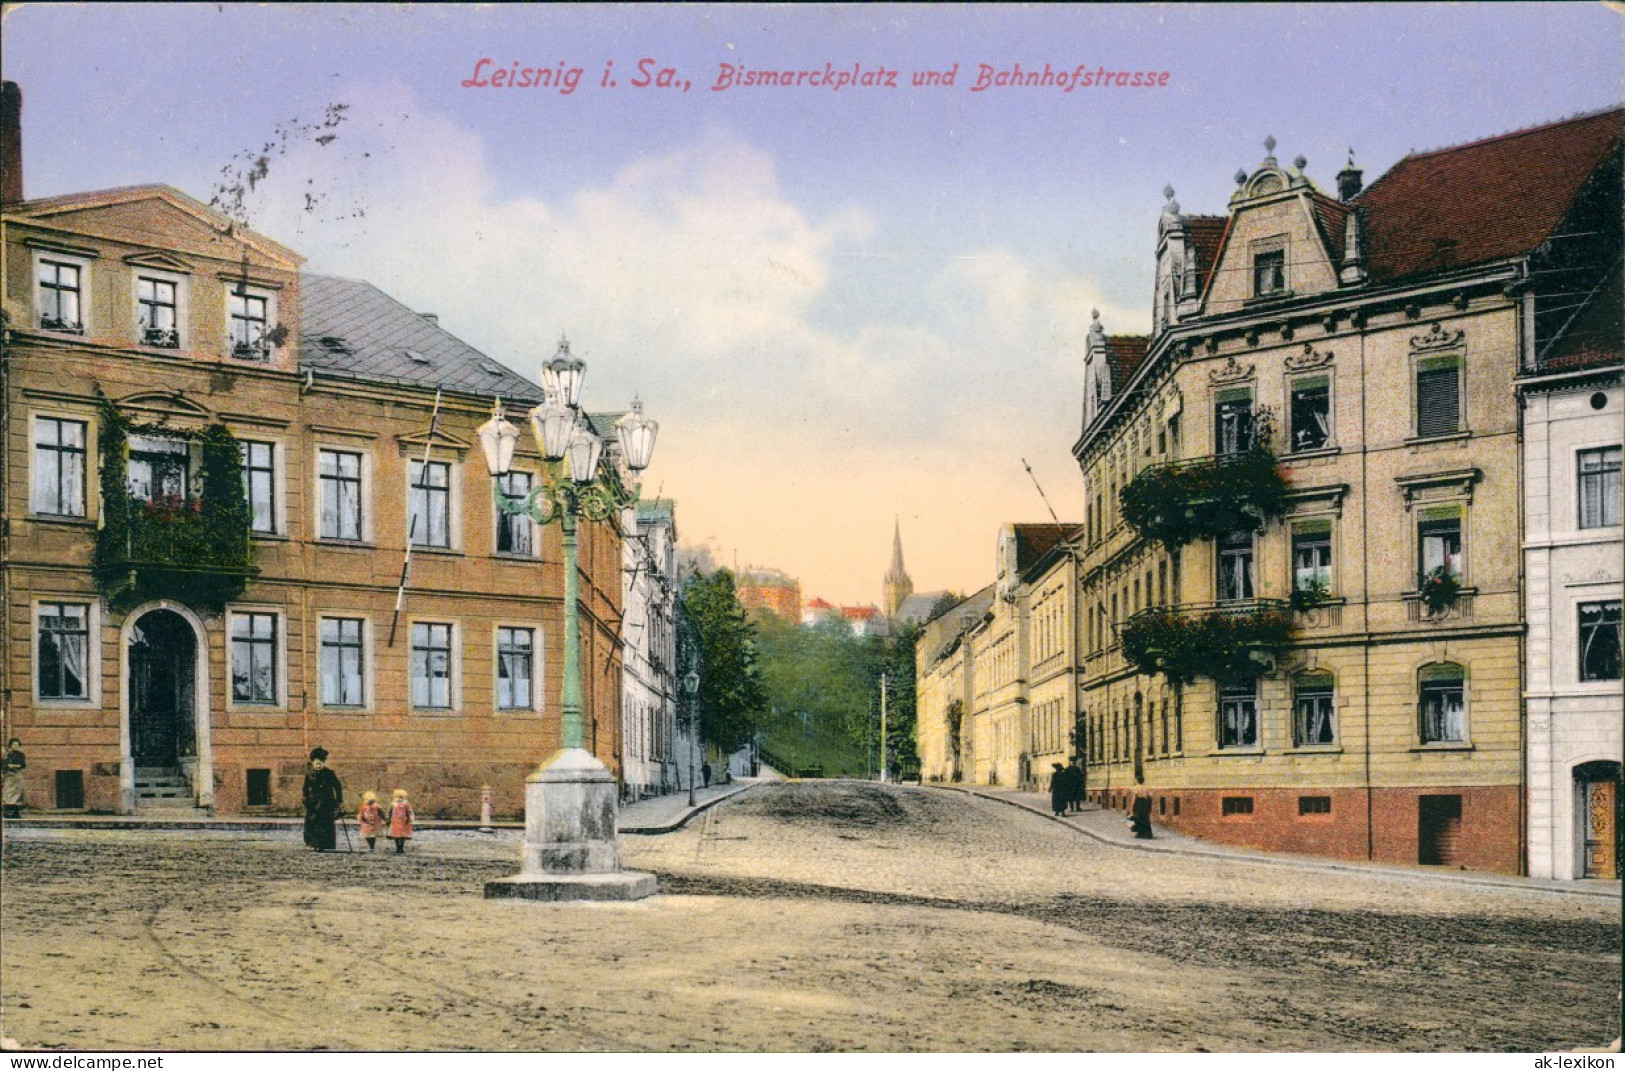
[883,518,914,619]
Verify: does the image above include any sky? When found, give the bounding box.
[3,3,1621,606]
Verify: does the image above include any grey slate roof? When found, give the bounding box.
[298,273,542,402]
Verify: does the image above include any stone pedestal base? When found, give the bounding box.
[484,870,658,901]
[482,747,657,902]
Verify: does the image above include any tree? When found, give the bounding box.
[881,622,920,776]
[681,568,767,754]
[923,590,966,624]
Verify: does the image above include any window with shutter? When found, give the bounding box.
[1416,360,1461,437]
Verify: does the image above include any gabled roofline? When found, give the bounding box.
[4,184,302,267]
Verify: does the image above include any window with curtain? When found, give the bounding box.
[1579,601,1622,682]
[1419,664,1466,743]
[1218,529,1255,602]
[411,622,453,709]
[33,417,87,517]
[1419,515,1463,582]
[1215,396,1254,455]
[1218,681,1257,748]
[1290,377,1331,451]
[37,602,89,700]
[319,618,365,706]
[1578,446,1621,529]
[497,627,535,709]
[230,613,278,705]
[1294,673,1335,745]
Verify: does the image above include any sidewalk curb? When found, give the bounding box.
[620,782,758,835]
[924,783,1622,900]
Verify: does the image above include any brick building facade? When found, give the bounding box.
[2,163,627,818]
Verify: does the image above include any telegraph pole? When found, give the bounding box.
[879,671,890,784]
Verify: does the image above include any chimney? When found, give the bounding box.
[1,82,21,204]
[1336,148,1363,203]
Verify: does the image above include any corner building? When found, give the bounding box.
[1074,110,1624,873]
[1,176,627,818]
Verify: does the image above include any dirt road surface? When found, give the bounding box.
[0,782,1618,1052]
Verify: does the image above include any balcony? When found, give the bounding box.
[95,497,256,610]
[1120,449,1289,550]
[1119,599,1292,683]
[93,415,257,611]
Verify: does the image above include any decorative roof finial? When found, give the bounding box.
[1264,134,1277,156]
[1091,308,1100,321]
[1293,154,1308,172]
[1162,185,1175,202]
[1235,168,1248,186]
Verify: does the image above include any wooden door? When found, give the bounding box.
[1584,779,1618,880]
[1419,794,1464,866]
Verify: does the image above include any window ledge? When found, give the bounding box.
[26,513,95,527]
[227,705,288,716]
[1243,290,1295,307]
[1410,743,1474,753]
[1284,445,1340,461]
[249,531,289,542]
[410,709,459,717]
[1282,745,1343,755]
[410,546,463,557]
[1404,431,1471,447]
[33,698,97,710]
[316,707,373,715]
[1206,747,1266,758]
[315,539,375,550]
[493,551,542,562]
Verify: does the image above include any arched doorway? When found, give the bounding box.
[128,609,197,788]
[1576,760,1622,880]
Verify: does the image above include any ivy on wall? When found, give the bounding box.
[1119,601,1292,684]
[93,403,255,612]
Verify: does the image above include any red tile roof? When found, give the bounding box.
[1359,107,1625,284]
[1185,215,1228,294]
[1012,523,1079,573]
[1105,335,1151,389]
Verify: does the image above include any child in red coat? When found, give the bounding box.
[388,788,414,854]
[357,791,386,852]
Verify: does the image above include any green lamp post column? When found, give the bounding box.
[475,340,661,902]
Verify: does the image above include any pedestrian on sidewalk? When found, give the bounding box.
[357,791,386,852]
[701,762,712,788]
[301,747,343,851]
[1130,792,1154,840]
[387,788,415,854]
[1050,763,1068,817]
[2,738,26,819]
[1065,760,1085,813]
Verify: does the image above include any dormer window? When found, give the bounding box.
[229,288,272,361]
[1253,248,1286,297]
[137,277,180,348]
[37,260,85,333]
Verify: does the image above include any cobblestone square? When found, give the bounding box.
[1,782,1619,1052]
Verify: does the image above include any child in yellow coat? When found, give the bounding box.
[388,788,414,855]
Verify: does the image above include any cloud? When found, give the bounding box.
[239,81,1138,602]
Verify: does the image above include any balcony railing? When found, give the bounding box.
[1120,449,1289,549]
[94,496,256,610]
[1120,598,1292,683]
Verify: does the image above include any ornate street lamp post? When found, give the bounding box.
[683,670,700,807]
[477,339,661,902]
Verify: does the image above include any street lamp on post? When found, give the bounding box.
[476,338,662,902]
[683,670,700,807]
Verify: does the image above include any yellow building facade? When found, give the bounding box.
[1074,112,1623,873]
